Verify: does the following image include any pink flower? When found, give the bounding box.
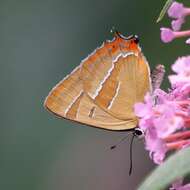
[155,3,190,188]
[153,103,184,138]
[169,56,190,86]
[167,1,190,31]
[154,89,171,103]
[168,2,185,19]
[172,56,190,74]
[168,1,190,20]
[145,127,167,164]
[160,28,175,43]
[135,74,190,164]
[168,2,187,31]
[134,93,154,118]
[161,28,190,43]
[161,2,190,41]
[135,93,168,164]
[171,18,185,31]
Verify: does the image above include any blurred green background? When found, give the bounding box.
[1,0,190,190]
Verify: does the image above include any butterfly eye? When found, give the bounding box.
[133,35,139,44]
[134,128,144,138]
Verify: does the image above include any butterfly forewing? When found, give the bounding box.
[81,36,139,99]
[44,33,151,130]
[81,36,151,120]
[44,66,83,118]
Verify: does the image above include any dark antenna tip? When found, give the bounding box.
[110,145,116,150]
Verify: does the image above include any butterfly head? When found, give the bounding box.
[107,32,141,56]
[115,32,139,44]
[133,35,139,44]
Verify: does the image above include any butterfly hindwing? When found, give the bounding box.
[44,65,137,130]
[76,93,137,130]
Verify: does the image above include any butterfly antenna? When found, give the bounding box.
[110,26,116,34]
[110,133,132,150]
[129,133,135,176]
[110,26,121,38]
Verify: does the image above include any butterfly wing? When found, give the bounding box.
[76,94,137,130]
[81,35,151,120]
[44,66,83,118]
[44,66,137,131]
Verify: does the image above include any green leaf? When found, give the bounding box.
[138,148,190,190]
[156,0,173,23]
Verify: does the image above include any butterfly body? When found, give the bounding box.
[44,33,151,131]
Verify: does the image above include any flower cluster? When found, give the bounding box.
[135,55,190,164]
[135,1,190,189]
[160,1,190,44]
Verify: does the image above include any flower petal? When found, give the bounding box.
[168,2,185,19]
[160,28,175,43]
